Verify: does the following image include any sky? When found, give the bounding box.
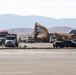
[0,0,76,18]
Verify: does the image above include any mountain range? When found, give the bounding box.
[0,14,76,34]
[7,27,74,35]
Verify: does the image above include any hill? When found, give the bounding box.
[0,14,76,30]
[7,28,33,35]
[7,26,74,35]
[48,26,74,33]
[0,14,75,34]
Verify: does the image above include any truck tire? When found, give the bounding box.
[16,43,18,47]
[53,45,55,48]
[56,45,60,48]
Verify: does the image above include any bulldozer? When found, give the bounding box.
[34,22,50,42]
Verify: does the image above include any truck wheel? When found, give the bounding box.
[57,45,60,48]
[16,43,18,47]
[53,45,55,48]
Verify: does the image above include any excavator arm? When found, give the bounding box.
[34,22,39,38]
[34,22,49,42]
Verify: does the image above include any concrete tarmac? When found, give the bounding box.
[0,49,76,75]
[19,43,53,48]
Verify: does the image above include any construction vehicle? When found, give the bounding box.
[26,36,34,43]
[53,40,76,48]
[5,34,18,47]
[34,22,49,42]
[49,36,57,43]
[53,33,73,41]
[0,30,8,45]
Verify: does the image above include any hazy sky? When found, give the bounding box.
[0,0,76,18]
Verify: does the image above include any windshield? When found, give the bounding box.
[51,37,56,39]
[0,34,6,37]
[6,37,15,40]
[27,37,34,39]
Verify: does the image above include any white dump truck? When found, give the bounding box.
[5,34,18,47]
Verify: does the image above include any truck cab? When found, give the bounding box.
[5,34,18,47]
[26,36,34,43]
[49,36,57,43]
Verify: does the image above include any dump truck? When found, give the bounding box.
[5,34,18,47]
[0,30,8,45]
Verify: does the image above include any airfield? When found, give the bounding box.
[0,43,76,75]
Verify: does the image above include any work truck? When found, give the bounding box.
[53,40,76,48]
[5,34,18,47]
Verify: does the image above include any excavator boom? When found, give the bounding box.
[34,22,49,42]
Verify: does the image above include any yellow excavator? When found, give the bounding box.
[34,22,49,42]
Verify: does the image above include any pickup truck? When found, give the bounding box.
[53,40,76,48]
[26,37,34,43]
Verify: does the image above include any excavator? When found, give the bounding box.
[34,22,75,42]
[34,22,50,42]
[53,32,74,41]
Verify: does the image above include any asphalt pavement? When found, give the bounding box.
[19,42,53,48]
[0,49,76,75]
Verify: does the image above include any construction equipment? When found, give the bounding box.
[34,22,49,42]
[0,30,8,45]
[5,34,18,47]
[49,36,57,43]
[26,36,34,43]
[53,32,76,41]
